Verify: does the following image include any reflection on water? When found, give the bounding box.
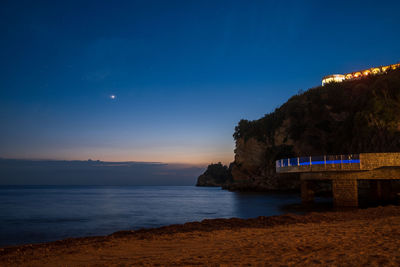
[0,186,303,246]
[232,191,301,218]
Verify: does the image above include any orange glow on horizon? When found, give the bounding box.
[2,149,235,166]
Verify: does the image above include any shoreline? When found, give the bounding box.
[0,202,358,249]
[1,205,400,266]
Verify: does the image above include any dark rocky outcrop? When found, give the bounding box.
[196,162,232,187]
[197,69,400,191]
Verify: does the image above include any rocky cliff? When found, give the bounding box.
[198,69,400,191]
[196,162,232,187]
[228,137,299,191]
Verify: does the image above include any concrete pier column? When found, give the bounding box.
[301,180,314,204]
[332,179,358,207]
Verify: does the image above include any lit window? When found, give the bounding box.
[371,68,380,74]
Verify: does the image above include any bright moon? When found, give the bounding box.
[110,94,116,99]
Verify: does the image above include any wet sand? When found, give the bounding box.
[1,206,400,266]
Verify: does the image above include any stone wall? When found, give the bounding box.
[300,168,400,181]
[332,179,358,207]
[360,153,400,170]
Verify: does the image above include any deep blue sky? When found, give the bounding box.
[1,0,399,164]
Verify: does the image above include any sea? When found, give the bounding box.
[0,185,303,247]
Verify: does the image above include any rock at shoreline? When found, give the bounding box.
[196,162,232,187]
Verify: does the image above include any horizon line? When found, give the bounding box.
[0,156,222,166]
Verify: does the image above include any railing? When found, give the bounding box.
[276,154,360,169]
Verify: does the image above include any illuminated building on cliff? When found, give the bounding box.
[322,62,400,86]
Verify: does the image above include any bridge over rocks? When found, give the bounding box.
[276,153,400,207]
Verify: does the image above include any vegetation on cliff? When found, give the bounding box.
[234,69,400,159]
[198,69,400,190]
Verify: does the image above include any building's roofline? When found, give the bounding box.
[324,62,400,78]
[321,62,400,85]
[322,74,345,80]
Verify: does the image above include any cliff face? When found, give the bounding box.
[228,137,299,191]
[198,69,400,191]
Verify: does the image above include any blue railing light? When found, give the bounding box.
[295,159,360,166]
[276,155,361,168]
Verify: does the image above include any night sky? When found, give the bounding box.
[1,0,399,164]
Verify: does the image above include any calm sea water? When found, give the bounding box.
[0,186,301,247]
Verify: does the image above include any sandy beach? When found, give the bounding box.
[1,206,400,266]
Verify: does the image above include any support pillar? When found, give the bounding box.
[332,179,358,207]
[301,180,314,204]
